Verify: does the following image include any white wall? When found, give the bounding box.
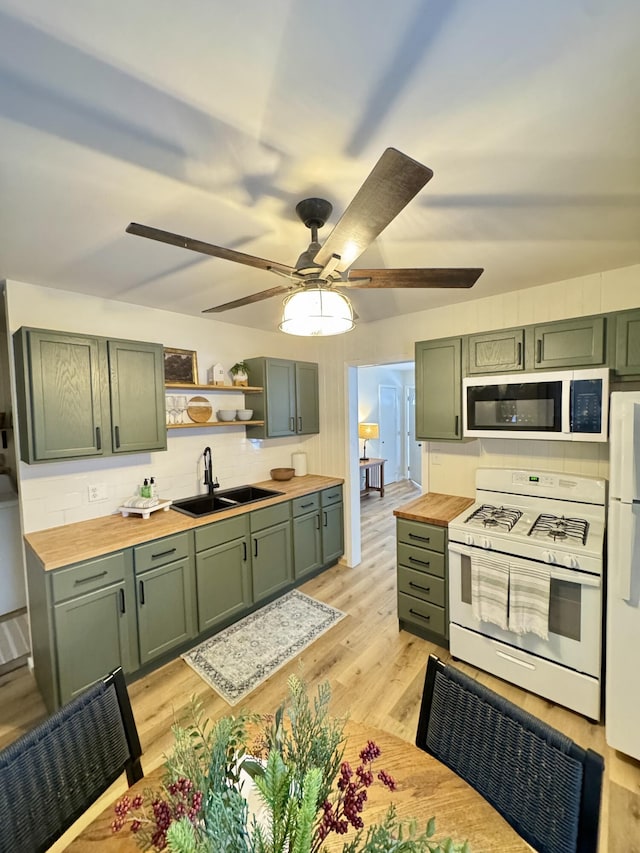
[5,280,329,533]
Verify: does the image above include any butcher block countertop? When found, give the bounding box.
[393,491,474,527]
[25,474,343,571]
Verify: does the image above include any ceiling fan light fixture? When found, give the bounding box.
[279,288,355,337]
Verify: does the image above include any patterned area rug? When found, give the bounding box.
[182,590,345,705]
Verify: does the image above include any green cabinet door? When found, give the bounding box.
[293,511,322,579]
[54,580,137,704]
[415,338,462,441]
[295,361,320,434]
[321,502,344,565]
[15,328,104,462]
[530,316,605,369]
[244,357,320,438]
[467,328,525,374]
[614,309,640,376]
[136,558,196,665]
[108,339,167,453]
[196,537,252,631]
[252,520,293,601]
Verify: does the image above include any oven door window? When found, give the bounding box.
[460,558,581,641]
[466,380,562,432]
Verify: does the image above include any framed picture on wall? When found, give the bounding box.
[164,348,198,385]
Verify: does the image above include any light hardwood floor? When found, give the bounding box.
[1,479,639,850]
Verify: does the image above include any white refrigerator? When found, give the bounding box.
[606,390,640,760]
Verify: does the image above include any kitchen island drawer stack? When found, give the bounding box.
[396,518,449,648]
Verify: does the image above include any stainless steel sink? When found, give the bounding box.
[171,486,283,518]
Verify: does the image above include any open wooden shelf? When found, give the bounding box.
[167,420,265,430]
[165,383,263,393]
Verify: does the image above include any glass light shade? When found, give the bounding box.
[279,288,355,336]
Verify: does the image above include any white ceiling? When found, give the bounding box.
[1,0,639,333]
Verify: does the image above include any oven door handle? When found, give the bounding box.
[549,567,601,588]
[448,542,473,558]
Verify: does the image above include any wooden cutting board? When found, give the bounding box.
[186,396,213,423]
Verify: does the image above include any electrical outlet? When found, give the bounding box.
[431,453,442,466]
[88,483,108,502]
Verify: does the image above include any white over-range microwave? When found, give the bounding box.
[463,367,609,441]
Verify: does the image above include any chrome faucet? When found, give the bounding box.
[203,446,219,495]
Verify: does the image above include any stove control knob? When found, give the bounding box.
[564,554,579,569]
[480,537,492,550]
[542,550,557,564]
[465,534,474,547]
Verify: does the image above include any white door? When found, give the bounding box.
[378,385,400,483]
[406,386,421,486]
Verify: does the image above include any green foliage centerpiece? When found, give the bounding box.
[113,676,468,852]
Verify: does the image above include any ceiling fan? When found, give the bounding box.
[126,148,483,335]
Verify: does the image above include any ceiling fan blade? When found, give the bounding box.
[126,223,296,276]
[346,267,483,289]
[313,148,433,272]
[202,284,291,313]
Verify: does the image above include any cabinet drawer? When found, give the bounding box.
[195,515,248,552]
[397,519,445,553]
[250,501,290,532]
[397,566,445,606]
[398,592,446,637]
[134,532,190,574]
[397,542,445,578]
[321,486,343,508]
[292,493,320,517]
[51,552,128,602]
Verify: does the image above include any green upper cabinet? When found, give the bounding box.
[108,339,166,453]
[14,327,167,463]
[529,316,606,370]
[467,328,525,374]
[614,308,640,376]
[244,357,319,438]
[415,337,463,441]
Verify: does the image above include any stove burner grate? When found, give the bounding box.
[528,513,589,545]
[465,504,522,531]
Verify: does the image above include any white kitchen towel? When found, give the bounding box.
[471,553,509,630]
[508,561,550,640]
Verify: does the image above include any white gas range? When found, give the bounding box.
[448,468,606,720]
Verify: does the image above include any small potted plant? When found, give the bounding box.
[230,361,250,386]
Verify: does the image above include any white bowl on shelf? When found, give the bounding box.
[217,409,236,421]
[236,409,253,421]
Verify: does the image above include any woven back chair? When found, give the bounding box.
[0,667,142,853]
[416,654,603,853]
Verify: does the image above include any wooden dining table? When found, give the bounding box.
[66,720,531,851]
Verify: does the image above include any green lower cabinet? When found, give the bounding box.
[54,579,137,705]
[136,558,196,665]
[196,537,252,631]
[321,503,344,565]
[252,520,293,602]
[293,510,322,579]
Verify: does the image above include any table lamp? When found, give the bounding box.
[358,422,379,461]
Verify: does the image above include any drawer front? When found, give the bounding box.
[397,542,445,578]
[397,519,445,553]
[195,515,248,552]
[134,532,190,574]
[398,566,445,606]
[250,501,290,532]
[292,492,320,517]
[52,551,128,602]
[398,592,446,637]
[321,486,343,508]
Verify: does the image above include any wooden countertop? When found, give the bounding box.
[393,491,474,527]
[24,474,343,571]
[66,719,529,852]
